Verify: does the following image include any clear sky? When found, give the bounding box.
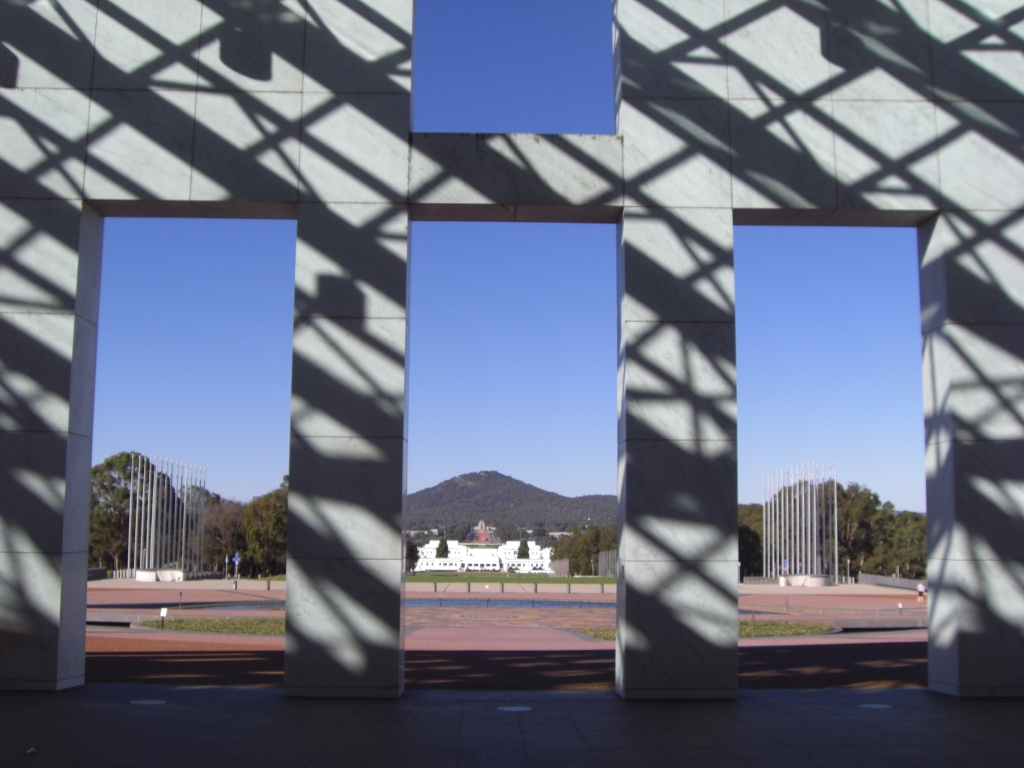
[93,0,927,512]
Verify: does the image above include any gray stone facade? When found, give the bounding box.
[0,0,1021,697]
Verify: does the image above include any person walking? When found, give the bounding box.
[917,582,926,603]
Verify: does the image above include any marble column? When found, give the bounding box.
[615,0,738,698]
[921,211,1024,696]
[284,200,409,697]
[615,207,738,699]
[0,201,101,690]
[282,0,413,698]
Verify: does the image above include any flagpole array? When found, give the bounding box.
[762,462,838,582]
[126,453,207,576]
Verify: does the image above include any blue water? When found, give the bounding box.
[405,598,615,609]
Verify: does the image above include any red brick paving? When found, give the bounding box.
[85,630,927,690]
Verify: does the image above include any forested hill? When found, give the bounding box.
[407,471,616,532]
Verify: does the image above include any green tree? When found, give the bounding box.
[405,540,420,572]
[837,482,892,575]
[242,476,288,576]
[862,511,927,579]
[552,524,617,576]
[203,492,245,573]
[738,503,763,576]
[517,538,529,559]
[738,525,762,577]
[740,484,925,579]
[89,452,137,570]
[494,523,517,543]
[436,538,449,558]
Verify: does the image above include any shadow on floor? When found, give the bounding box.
[85,642,927,689]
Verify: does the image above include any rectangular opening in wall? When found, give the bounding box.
[404,220,618,689]
[87,217,295,686]
[734,225,928,691]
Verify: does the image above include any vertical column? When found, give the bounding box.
[616,206,736,699]
[285,0,412,697]
[616,0,736,699]
[286,201,409,697]
[0,201,102,690]
[0,0,99,689]
[920,212,1024,696]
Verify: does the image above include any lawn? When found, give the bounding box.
[581,622,836,641]
[141,618,285,636]
[739,620,835,638]
[579,628,615,641]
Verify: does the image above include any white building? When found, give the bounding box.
[496,540,555,574]
[414,540,553,574]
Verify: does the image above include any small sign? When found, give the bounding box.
[232,552,241,564]
[159,607,168,617]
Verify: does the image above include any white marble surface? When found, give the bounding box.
[190,91,302,202]
[832,99,943,210]
[926,441,1024,561]
[0,550,66,688]
[622,99,732,209]
[91,0,203,90]
[923,324,1024,443]
[929,555,1024,696]
[293,203,409,320]
[619,207,734,323]
[616,558,737,698]
[287,486,404,562]
[84,89,198,201]
[2,0,98,90]
[3,0,1024,699]
[0,88,91,200]
[301,0,413,95]
[195,2,306,93]
[937,110,1024,211]
[410,133,623,210]
[284,555,404,697]
[298,93,410,204]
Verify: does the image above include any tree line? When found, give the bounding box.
[91,453,925,581]
[739,481,927,579]
[550,523,617,576]
[88,452,288,577]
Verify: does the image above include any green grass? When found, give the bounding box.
[739,620,834,638]
[404,573,615,584]
[579,628,615,641]
[141,618,285,636]
[582,622,836,642]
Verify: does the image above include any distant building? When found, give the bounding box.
[413,539,554,574]
[467,529,498,545]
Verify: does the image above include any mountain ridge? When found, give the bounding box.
[407,471,616,531]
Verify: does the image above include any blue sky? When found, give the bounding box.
[93,0,926,512]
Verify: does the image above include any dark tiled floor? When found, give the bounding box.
[1,684,1021,768]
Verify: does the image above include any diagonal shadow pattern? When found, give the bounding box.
[0,0,1022,697]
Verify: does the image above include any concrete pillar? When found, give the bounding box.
[920,212,1024,696]
[282,0,413,698]
[0,200,102,690]
[285,201,409,697]
[615,0,738,699]
[615,207,738,699]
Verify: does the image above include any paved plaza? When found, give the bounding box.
[81,580,931,691]
[1,684,1021,768]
